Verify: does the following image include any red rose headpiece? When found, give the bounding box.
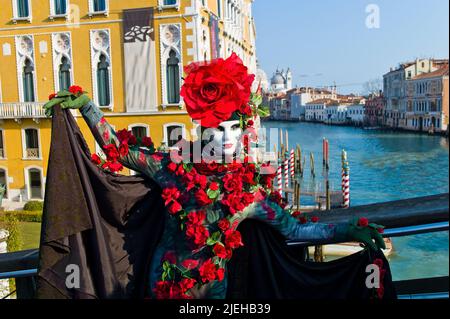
[180,53,255,128]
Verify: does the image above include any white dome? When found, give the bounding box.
[271,73,285,85]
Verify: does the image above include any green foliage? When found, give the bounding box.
[0,210,42,223]
[23,201,44,212]
[4,214,23,253]
[257,105,270,118]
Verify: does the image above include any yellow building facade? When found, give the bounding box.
[0,0,257,204]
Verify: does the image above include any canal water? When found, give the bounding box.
[262,121,449,281]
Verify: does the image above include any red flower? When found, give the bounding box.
[194,174,208,189]
[153,281,171,299]
[162,187,180,206]
[128,135,137,145]
[162,251,177,264]
[213,244,228,259]
[180,278,196,292]
[377,228,384,234]
[209,182,219,191]
[142,136,153,148]
[216,268,225,281]
[68,85,83,96]
[311,216,319,223]
[176,165,185,176]
[181,259,199,270]
[103,144,120,161]
[118,143,129,157]
[48,93,57,100]
[223,174,242,193]
[292,211,301,218]
[239,104,252,116]
[91,154,102,165]
[247,120,254,126]
[218,218,230,232]
[195,189,213,207]
[358,217,369,227]
[102,161,123,173]
[224,230,243,249]
[180,53,255,128]
[199,259,218,283]
[187,211,206,225]
[167,201,182,215]
[221,193,246,215]
[116,129,132,144]
[167,162,178,173]
[299,216,308,224]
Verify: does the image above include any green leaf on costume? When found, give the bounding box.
[207,189,220,200]
[257,105,270,118]
[206,231,221,246]
[207,210,220,224]
[250,93,263,107]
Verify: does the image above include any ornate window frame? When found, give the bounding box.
[0,129,6,159]
[51,32,74,92]
[15,35,38,103]
[90,29,114,110]
[21,126,42,160]
[88,0,109,17]
[12,0,32,23]
[159,23,183,109]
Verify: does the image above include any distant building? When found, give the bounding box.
[325,105,348,124]
[305,99,338,122]
[364,92,385,127]
[405,64,449,133]
[383,59,448,128]
[346,104,365,125]
[270,68,293,93]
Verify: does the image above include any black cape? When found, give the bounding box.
[36,106,396,299]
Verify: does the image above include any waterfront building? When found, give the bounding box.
[383,58,448,129]
[0,0,257,203]
[305,99,338,123]
[364,92,385,127]
[405,64,449,133]
[346,104,365,125]
[324,104,348,124]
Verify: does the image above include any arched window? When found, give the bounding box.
[97,54,111,106]
[23,58,35,102]
[59,56,71,91]
[166,50,180,104]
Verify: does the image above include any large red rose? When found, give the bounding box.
[223,174,242,193]
[224,230,243,249]
[198,259,218,283]
[180,53,255,128]
[103,144,119,161]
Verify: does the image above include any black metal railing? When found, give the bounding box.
[0,193,448,299]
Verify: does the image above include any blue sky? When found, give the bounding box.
[253,0,449,94]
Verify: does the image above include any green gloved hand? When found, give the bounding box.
[345,217,386,251]
[43,90,90,117]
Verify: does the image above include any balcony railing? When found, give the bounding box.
[0,102,46,119]
[26,148,39,159]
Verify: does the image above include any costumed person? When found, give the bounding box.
[40,53,394,300]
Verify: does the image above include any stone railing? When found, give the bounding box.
[0,102,46,119]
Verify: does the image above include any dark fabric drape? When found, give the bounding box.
[227,219,396,299]
[36,105,166,299]
[37,106,396,299]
